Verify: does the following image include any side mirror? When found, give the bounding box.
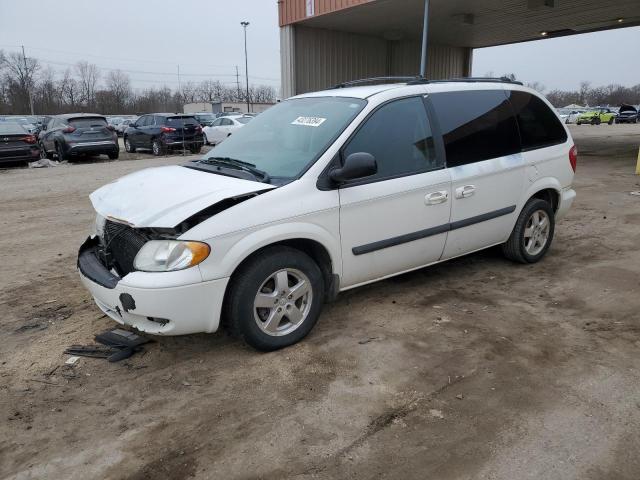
[329,152,377,183]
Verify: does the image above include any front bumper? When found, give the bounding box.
[77,237,228,335]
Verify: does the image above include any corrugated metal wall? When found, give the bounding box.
[279,0,373,27]
[293,26,389,95]
[389,40,471,79]
[284,26,471,97]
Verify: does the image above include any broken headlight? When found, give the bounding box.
[133,240,210,272]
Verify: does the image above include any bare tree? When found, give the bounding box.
[1,51,40,113]
[76,61,100,109]
[58,68,80,110]
[526,81,546,93]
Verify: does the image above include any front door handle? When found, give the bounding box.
[425,191,449,205]
[455,185,476,199]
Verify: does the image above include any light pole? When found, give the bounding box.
[241,21,250,113]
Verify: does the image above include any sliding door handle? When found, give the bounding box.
[425,191,449,205]
[455,185,476,199]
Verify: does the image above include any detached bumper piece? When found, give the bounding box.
[78,236,120,289]
[64,328,151,362]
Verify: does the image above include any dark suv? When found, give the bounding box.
[124,114,204,156]
[39,114,119,160]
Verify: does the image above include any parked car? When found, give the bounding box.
[39,114,119,160]
[203,115,252,145]
[615,104,639,124]
[78,79,576,351]
[116,118,137,136]
[0,123,40,164]
[576,107,616,125]
[124,114,204,155]
[2,116,38,134]
[556,108,584,124]
[192,112,216,127]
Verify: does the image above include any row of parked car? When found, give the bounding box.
[0,111,254,165]
[557,104,640,125]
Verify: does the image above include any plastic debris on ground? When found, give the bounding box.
[64,328,151,363]
[28,158,66,168]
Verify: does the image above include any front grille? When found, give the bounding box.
[102,220,148,276]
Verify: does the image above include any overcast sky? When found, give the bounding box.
[0,0,638,94]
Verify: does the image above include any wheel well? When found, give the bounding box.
[230,239,336,302]
[532,188,559,212]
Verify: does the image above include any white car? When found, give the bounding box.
[557,108,584,124]
[78,79,576,350]
[202,115,252,145]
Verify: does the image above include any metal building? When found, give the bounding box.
[278,0,640,98]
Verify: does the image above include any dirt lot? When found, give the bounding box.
[1,125,640,480]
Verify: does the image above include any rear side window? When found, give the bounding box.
[429,90,520,167]
[507,91,567,150]
[167,116,198,127]
[343,96,441,181]
[69,117,107,128]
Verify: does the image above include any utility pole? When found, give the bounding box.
[419,0,430,78]
[241,21,250,113]
[21,45,34,115]
[235,65,241,101]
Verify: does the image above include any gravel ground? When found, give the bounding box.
[1,125,639,480]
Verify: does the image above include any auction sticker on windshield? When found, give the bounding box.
[291,116,326,127]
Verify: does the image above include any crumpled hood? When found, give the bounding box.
[90,165,274,228]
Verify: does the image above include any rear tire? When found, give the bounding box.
[502,198,555,264]
[108,151,119,160]
[608,118,614,125]
[152,139,165,156]
[224,246,325,351]
[56,143,67,161]
[190,146,202,154]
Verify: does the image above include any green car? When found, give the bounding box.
[576,107,617,125]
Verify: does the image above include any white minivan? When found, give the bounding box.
[78,78,577,350]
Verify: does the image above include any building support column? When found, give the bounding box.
[280,25,297,98]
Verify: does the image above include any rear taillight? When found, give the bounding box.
[63,126,76,133]
[161,127,176,133]
[107,125,115,131]
[21,135,37,144]
[196,126,202,133]
[569,145,578,172]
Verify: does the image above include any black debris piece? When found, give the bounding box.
[64,328,152,363]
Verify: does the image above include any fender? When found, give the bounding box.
[198,220,342,282]
[520,176,562,213]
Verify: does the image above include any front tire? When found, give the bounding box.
[124,137,135,153]
[608,118,614,125]
[502,198,555,264]
[224,246,325,351]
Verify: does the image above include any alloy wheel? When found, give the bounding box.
[523,209,550,256]
[253,268,313,337]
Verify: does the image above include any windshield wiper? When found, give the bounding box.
[199,156,270,183]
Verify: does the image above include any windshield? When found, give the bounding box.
[203,97,366,179]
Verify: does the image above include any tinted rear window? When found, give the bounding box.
[69,117,107,128]
[0,124,26,134]
[507,91,567,150]
[166,116,198,126]
[429,90,521,167]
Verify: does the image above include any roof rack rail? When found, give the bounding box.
[331,75,523,90]
[333,76,423,89]
[408,76,523,86]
